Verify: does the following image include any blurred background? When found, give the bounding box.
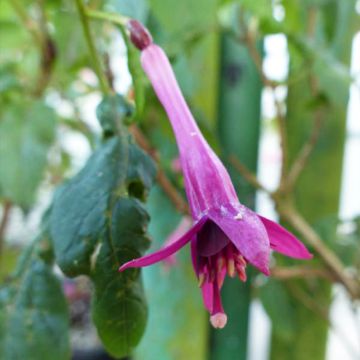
[0,1,359,359]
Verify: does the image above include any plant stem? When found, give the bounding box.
[129,125,189,214]
[279,203,360,299]
[74,0,111,94]
[0,201,12,258]
[86,9,129,27]
[9,0,42,45]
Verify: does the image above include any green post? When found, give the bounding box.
[210,33,263,360]
[270,1,357,359]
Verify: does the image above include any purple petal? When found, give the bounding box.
[259,216,313,259]
[119,217,207,271]
[163,216,192,267]
[208,204,270,275]
[196,221,230,257]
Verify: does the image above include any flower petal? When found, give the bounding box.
[259,216,313,259]
[119,216,207,271]
[208,204,270,275]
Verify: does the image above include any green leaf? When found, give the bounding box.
[0,101,56,208]
[0,260,70,360]
[50,113,156,357]
[96,94,134,135]
[50,137,129,276]
[91,198,150,357]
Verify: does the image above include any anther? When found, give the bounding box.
[227,258,235,277]
[198,273,206,287]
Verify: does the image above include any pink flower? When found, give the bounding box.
[120,21,312,329]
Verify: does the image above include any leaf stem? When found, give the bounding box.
[74,0,111,94]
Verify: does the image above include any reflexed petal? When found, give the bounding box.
[119,217,207,271]
[259,216,313,259]
[208,204,270,275]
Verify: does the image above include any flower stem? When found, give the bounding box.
[86,9,129,28]
[74,0,111,94]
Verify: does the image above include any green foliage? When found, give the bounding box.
[120,29,147,120]
[49,95,156,358]
[0,229,70,360]
[0,101,56,208]
[0,0,359,359]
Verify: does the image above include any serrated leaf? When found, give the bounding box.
[127,138,156,200]
[0,260,70,360]
[96,94,134,134]
[50,137,129,276]
[50,110,156,357]
[0,101,56,208]
[91,198,151,358]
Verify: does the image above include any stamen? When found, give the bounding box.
[236,264,247,282]
[198,273,206,287]
[227,258,235,277]
[217,272,225,288]
[216,256,225,273]
[210,269,216,282]
[235,254,247,267]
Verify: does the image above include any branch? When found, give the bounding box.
[129,125,189,214]
[0,201,12,258]
[278,203,360,299]
[74,0,111,94]
[286,107,323,189]
[86,9,129,27]
[9,0,42,45]
[229,155,269,192]
[271,266,335,281]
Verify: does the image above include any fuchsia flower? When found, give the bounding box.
[120,20,312,329]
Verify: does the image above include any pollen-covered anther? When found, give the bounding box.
[236,263,247,282]
[216,256,225,273]
[227,258,236,277]
[236,254,247,267]
[210,313,228,329]
[198,273,206,287]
